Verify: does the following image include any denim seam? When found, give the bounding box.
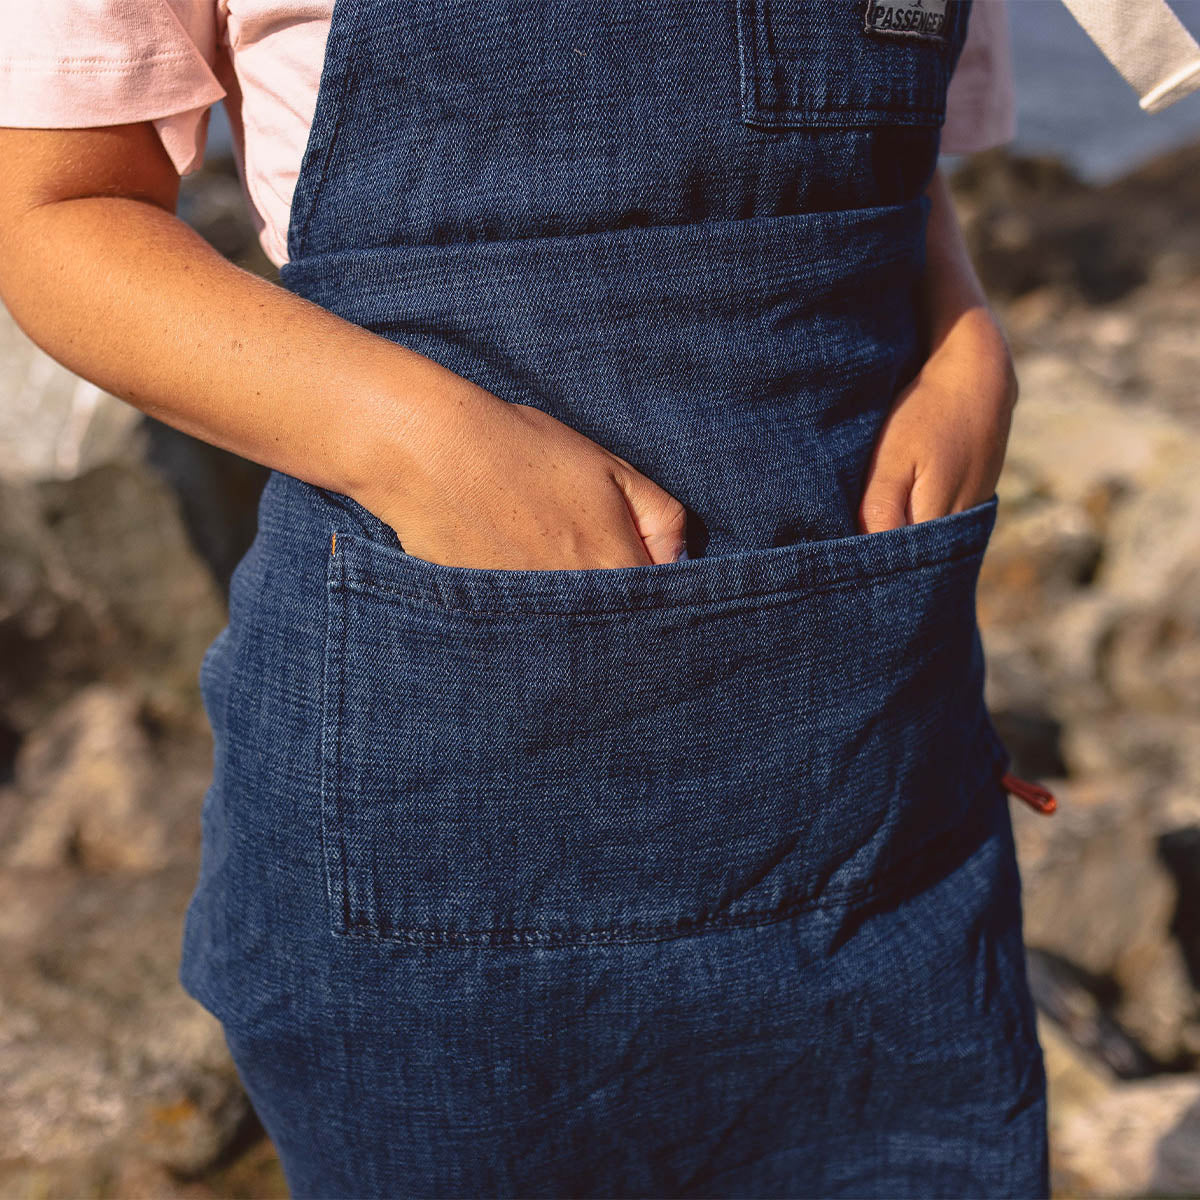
[333,543,987,618]
[737,0,950,129]
[741,107,946,128]
[324,560,354,934]
[285,203,926,275]
[326,775,1000,947]
[742,0,763,120]
[286,1,360,262]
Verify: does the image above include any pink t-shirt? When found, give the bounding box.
[0,0,1017,268]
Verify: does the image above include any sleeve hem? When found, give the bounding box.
[0,58,225,130]
[0,58,225,176]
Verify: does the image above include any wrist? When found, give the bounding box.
[922,304,1019,412]
[920,166,995,352]
[330,355,491,516]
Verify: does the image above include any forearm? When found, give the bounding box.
[920,165,1012,370]
[0,190,458,503]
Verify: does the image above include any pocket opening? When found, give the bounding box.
[329,494,998,616]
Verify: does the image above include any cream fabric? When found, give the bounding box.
[1059,0,1200,111]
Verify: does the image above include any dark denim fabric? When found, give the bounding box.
[180,1,1050,1195]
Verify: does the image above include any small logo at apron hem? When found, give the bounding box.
[863,0,950,42]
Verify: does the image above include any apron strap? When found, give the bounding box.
[1058,0,1200,112]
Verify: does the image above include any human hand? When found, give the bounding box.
[856,307,1018,533]
[353,372,688,570]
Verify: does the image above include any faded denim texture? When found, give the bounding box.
[179,0,1051,1195]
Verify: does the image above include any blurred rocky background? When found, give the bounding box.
[954,139,1200,1197]
[4,66,1200,1200]
[0,154,285,1199]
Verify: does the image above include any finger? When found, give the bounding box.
[857,463,914,534]
[610,469,688,564]
[907,469,969,525]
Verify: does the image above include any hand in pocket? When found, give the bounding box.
[352,370,688,571]
[858,310,1017,534]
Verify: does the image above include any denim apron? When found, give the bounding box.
[180,1,1051,1195]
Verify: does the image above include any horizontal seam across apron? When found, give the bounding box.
[332,789,1000,948]
[335,543,988,617]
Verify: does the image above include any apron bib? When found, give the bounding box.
[180,2,1050,1194]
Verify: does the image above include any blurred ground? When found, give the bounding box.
[2,144,1200,1196]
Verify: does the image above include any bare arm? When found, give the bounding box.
[856,164,1019,532]
[0,122,686,569]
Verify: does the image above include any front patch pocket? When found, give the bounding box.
[735,0,972,129]
[319,497,1009,947]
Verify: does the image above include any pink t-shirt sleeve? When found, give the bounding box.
[942,0,1017,153]
[0,0,226,175]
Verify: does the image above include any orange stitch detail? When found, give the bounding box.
[999,770,1058,815]
[331,532,337,556]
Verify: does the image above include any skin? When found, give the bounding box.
[0,122,1015,566]
[859,164,1019,530]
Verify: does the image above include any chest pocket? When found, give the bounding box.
[735,0,973,130]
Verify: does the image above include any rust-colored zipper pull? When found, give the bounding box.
[1000,770,1058,815]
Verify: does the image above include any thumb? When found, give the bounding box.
[857,467,913,534]
[611,468,688,564]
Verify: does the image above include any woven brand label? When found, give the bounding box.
[863,0,950,41]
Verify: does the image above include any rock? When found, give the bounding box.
[950,142,1200,306]
[1002,365,1199,509]
[1012,774,1171,980]
[977,367,1200,834]
[1013,777,1199,1068]
[1159,827,1200,1007]
[0,461,226,736]
[0,866,255,1189]
[128,994,255,1178]
[1039,1008,1118,1118]
[36,462,229,700]
[142,417,269,597]
[1027,949,1157,1079]
[1056,713,1195,793]
[200,1133,289,1199]
[104,1158,216,1199]
[1101,602,1200,716]
[1098,466,1200,605]
[1052,1073,1200,1197]
[1089,469,1200,715]
[1036,592,1121,719]
[1110,938,1200,1069]
[0,309,145,486]
[1039,1013,1123,1199]
[986,705,1067,781]
[2,683,168,872]
[977,493,1103,626]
